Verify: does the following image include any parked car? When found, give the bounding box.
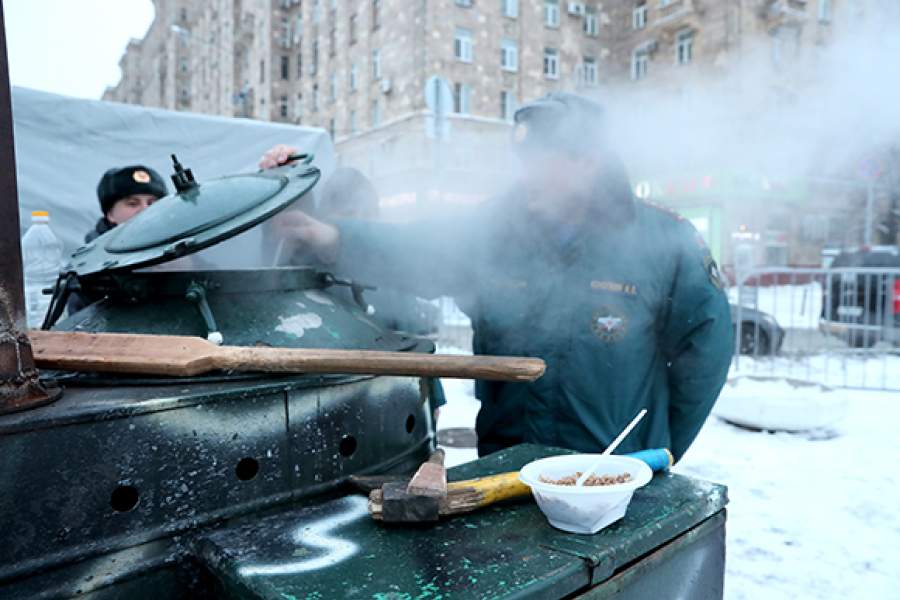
[819,245,900,348]
[730,304,785,355]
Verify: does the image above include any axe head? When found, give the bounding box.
[381,481,440,523]
[406,462,447,497]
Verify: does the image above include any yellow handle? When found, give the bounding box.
[448,471,531,506]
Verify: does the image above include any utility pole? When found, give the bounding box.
[0,3,60,413]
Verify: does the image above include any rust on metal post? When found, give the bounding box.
[0,4,60,414]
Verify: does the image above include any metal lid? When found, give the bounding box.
[67,156,320,276]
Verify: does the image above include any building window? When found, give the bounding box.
[818,0,831,23]
[501,39,518,72]
[329,23,336,56]
[295,93,303,123]
[280,95,289,118]
[260,59,266,84]
[676,30,693,65]
[456,0,473,6]
[632,49,648,80]
[771,26,800,67]
[453,82,471,114]
[330,73,337,101]
[543,48,559,79]
[312,83,319,111]
[280,55,290,80]
[311,41,319,75]
[350,13,358,44]
[583,57,597,86]
[372,0,381,30]
[544,0,559,27]
[293,14,303,45]
[633,2,647,29]
[180,58,188,73]
[280,18,291,48]
[372,49,381,79]
[500,90,516,121]
[329,118,336,139]
[502,0,518,18]
[350,110,357,133]
[455,28,473,63]
[350,62,358,91]
[297,52,303,78]
[371,99,381,126]
[313,0,320,23]
[583,6,599,36]
[180,7,188,22]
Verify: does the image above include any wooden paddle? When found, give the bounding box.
[27,330,546,382]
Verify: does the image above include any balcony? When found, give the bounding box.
[654,0,697,33]
[762,0,809,28]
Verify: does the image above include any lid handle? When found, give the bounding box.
[171,154,198,193]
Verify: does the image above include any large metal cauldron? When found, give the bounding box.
[0,157,436,591]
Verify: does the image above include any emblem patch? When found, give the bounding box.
[704,254,726,290]
[591,306,628,343]
[132,169,151,183]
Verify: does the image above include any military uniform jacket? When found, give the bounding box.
[336,190,733,462]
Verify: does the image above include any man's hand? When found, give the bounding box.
[273,210,340,264]
[259,144,300,170]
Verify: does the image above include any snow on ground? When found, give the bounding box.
[437,376,480,468]
[435,356,900,599]
[733,353,900,390]
[675,389,900,600]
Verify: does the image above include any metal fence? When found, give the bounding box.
[432,266,900,392]
[733,267,900,391]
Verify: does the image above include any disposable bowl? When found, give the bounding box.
[519,454,653,534]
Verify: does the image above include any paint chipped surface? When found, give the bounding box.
[205,445,727,599]
[304,291,335,307]
[276,312,323,338]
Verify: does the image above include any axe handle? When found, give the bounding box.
[442,472,531,514]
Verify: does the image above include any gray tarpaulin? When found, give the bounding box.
[11,87,335,268]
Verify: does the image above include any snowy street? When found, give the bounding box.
[437,367,900,599]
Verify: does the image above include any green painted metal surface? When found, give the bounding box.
[199,444,727,599]
[572,511,726,600]
[61,268,419,352]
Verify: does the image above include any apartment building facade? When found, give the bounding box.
[105,0,898,264]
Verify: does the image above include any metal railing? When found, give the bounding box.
[432,266,900,392]
[733,267,900,391]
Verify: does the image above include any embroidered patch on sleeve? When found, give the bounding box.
[703,254,726,290]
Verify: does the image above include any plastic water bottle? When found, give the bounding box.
[21,211,64,328]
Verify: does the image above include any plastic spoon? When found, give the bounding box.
[576,408,648,487]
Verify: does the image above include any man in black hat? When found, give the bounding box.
[264,92,733,463]
[86,165,168,242]
[65,166,168,315]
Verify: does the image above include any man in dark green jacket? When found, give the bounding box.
[270,93,733,462]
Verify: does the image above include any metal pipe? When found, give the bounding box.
[0,4,59,414]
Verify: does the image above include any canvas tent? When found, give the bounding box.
[11,87,335,268]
